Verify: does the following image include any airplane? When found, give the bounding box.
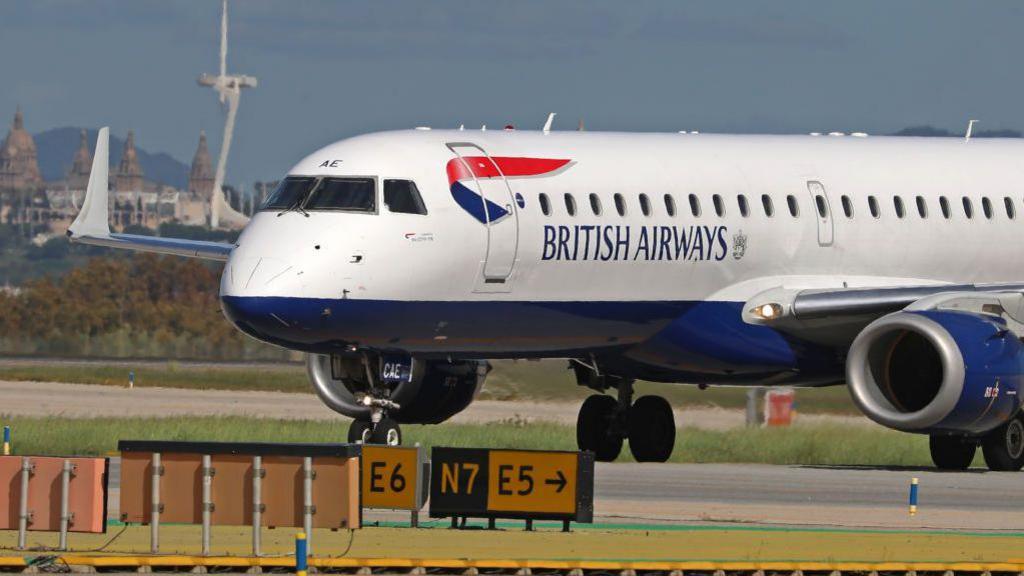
[69,125,1024,470]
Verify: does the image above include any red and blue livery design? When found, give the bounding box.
[446,156,570,224]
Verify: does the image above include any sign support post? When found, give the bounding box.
[17,456,31,550]
[252,455,262,557]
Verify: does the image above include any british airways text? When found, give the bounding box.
[541,225,729,262]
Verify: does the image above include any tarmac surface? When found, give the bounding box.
[4,378,1021,532]
[0,379,868,429]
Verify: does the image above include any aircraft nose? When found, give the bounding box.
[221,255,293,297]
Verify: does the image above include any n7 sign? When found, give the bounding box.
[429,447,593,522]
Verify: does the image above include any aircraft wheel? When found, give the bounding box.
[628,395,676,463]
[370,418,403,446]
[348,419,373,444]
[982,413,1024,471]
[576,394,623,462]
[929,434,976,470]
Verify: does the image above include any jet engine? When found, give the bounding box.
[846,309,1024,435]
[306,353,488,424]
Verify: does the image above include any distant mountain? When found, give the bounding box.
[892,126,1022,138]
[34,127,189,189]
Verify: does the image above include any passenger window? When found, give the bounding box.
[589,193,602,216]
[814,195,828,218]
[939,196,951,219]
[841,195,853,218]
[915,196,927,218]
[304,177,376,212]
[564,193,577,216]
[868,196,879,218]
[786,195,799,217]
[689,194,701,217]
[1006,197,1016,220]
[639,194,652,217]
[261,176,317,210]
[963,197,974,219]
[614,193,627,216]
[761,194,774,217]
[737,194,749,217]
[893,196,905,219]
[383,180,427,215]
[982,197,993,219]
[713,194,725,217]
[664,194,676,217]
[539,193,551,216]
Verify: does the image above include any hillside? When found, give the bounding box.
[34,127,189,189]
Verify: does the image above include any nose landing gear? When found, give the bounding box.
[573,363,676,463]
[347,393,403,446]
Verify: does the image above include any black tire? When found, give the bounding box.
[348,420,372,444]
[369,418,402,446]
[981,414,1024,471]
[628,395,676,463]
[929,435,977,470]
[576,394,623,462]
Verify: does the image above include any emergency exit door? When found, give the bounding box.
[447,143,520,288]
[807,180,834,247]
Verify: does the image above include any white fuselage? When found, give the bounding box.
[218,129,1024,383]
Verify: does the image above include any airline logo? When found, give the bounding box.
[446,156,570,224]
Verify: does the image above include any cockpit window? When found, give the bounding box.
[261,177,317,210]
[384,180,428,215]
[304,177,376,212]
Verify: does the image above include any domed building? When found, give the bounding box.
[0,107,43,193]
[0,105,250,234]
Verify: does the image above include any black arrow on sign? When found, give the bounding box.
[545,470,567,493]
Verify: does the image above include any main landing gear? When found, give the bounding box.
[573,363,676,463]
[348,394,403,446]
[929,412,1024,471]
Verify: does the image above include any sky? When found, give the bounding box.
[2,1,1024,186]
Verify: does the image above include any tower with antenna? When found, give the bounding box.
[197,0,256,229]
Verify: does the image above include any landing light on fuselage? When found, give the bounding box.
[751,303,784,321]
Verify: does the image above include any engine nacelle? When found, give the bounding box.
[306,354,488,424]
[847,310,1024,435]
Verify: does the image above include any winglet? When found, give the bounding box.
[67,127,110,238]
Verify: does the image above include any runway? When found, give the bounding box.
[104,458,1024,531]
[0,379,867,429]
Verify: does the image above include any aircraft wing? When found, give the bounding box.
[66,127,235,262]
[742,281,1024,346]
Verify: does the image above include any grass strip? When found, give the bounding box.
[0,362,308,393]
[0,415,941,466]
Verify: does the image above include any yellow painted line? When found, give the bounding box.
[0,557,26,567]
[52,556,1024,572]
[59,555,296,568]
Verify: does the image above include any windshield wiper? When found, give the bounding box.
[277,196,310,217]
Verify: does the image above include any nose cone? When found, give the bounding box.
[220,255,294,297]
[219,213,314,347]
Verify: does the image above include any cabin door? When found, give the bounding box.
[447,142,519,290]
[807,180,834,247]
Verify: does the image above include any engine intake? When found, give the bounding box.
[847,310,1023,435]
[306,353,488,424]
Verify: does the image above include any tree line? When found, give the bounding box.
[0,254,288,360]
